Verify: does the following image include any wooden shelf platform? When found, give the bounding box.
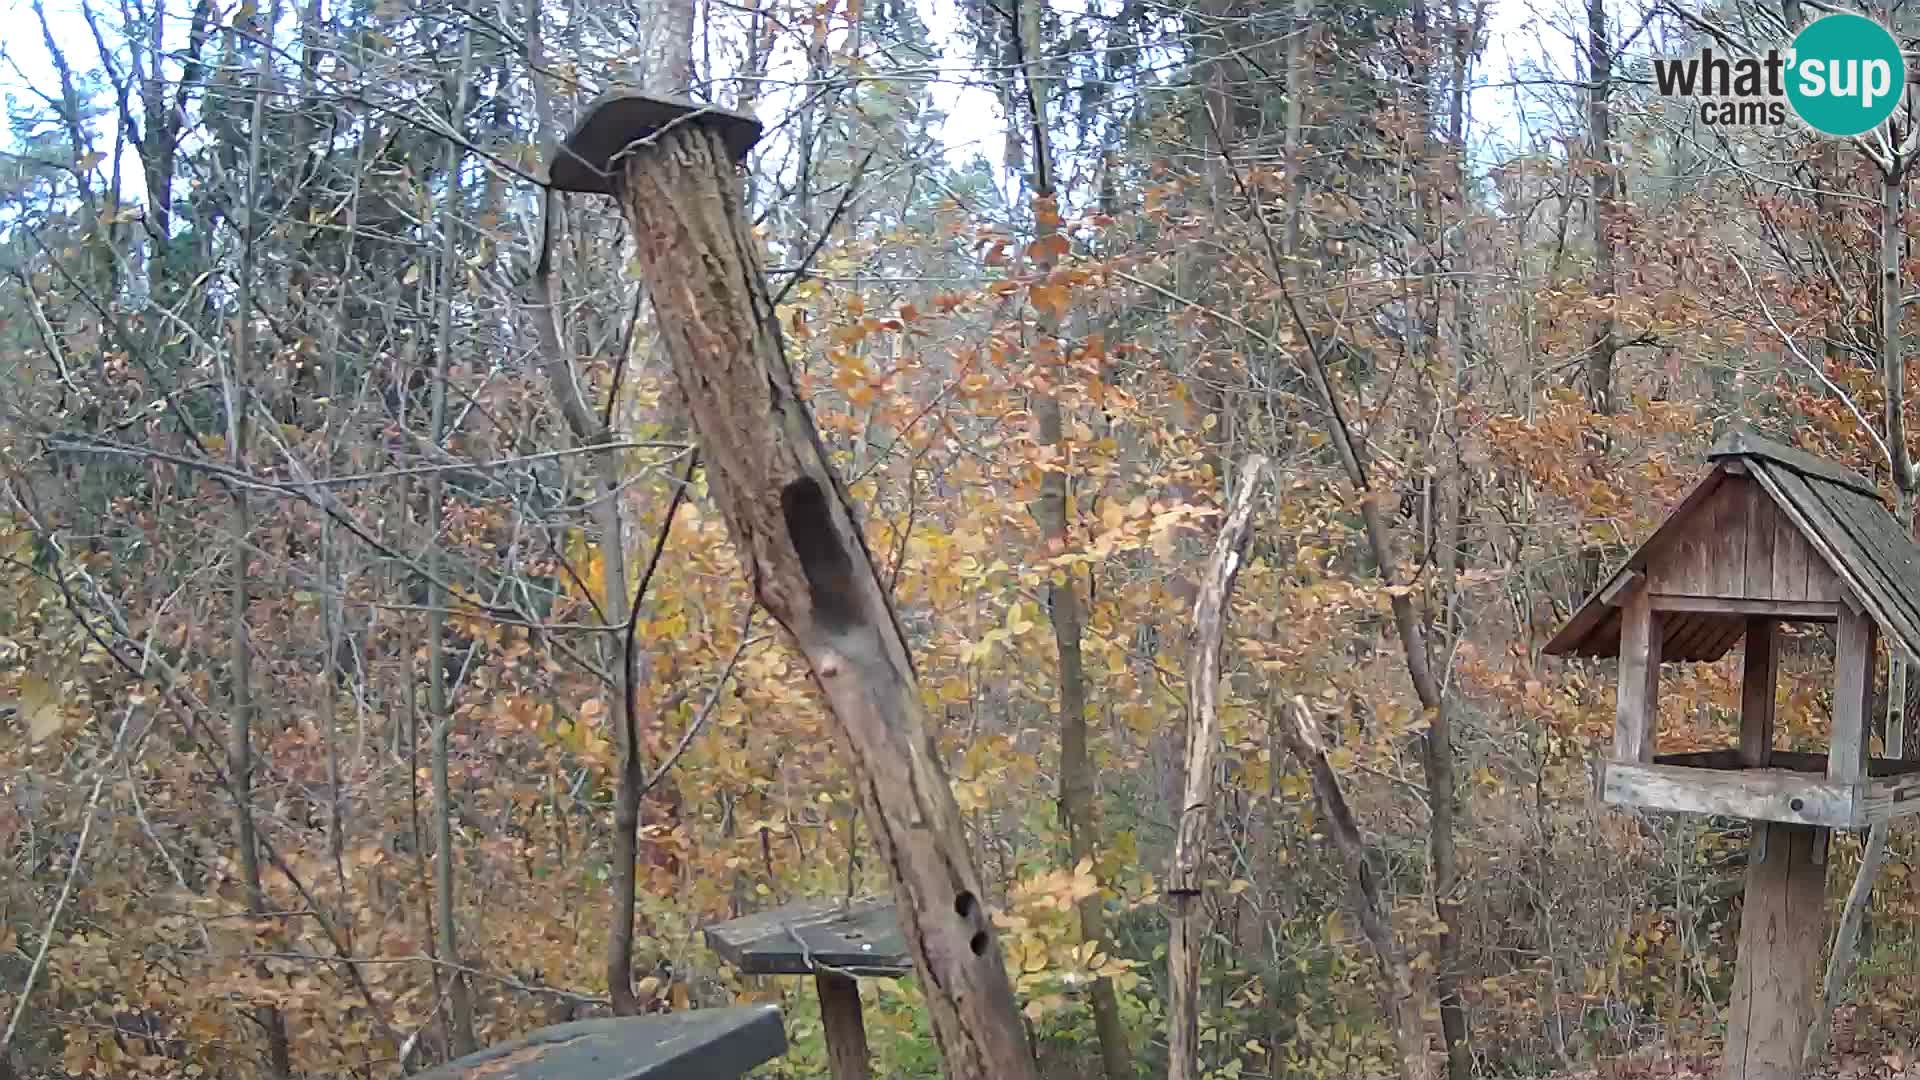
[705,898,910,978]
[1603,750,1920,828]
[413,1005,785,1080]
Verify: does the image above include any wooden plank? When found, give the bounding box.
[1831,606,1875,784]
[1722,822,1829,1080]
[1547,569,1630,658]
[1601,762,1859,828]
[1816,483,1920,642]
[1654,487,1721,595]
[704,899,911,978]
[1770,504,1808,603]
[1705,617,1754,662]
[1648,595,1841,620]
[1751,464,1920,651]
[1615,586,1661,764]
[1741,618,1777,768]
[1698,617,1743,661]
[1857,773,1920,823]
[1653,749,1745,770]
[1659,612,1693,656]
[1780,468,1920,654]
[1745,476,1778,598]
[1667,613,1717,660]
[1711,481,1751,596]
[413,1006,788,1080]
[816,971,873,1080]
[1710,430,1879,497]
[1645,471,1731,595]
[1546,469,1728,658]
[1600,569,1644,607]
[1638,750,1920,776]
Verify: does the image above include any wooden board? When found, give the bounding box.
[1645,477,1844,603]
[1708,431,1879,496]
[704,899,912,978]
[1602,761,1859,828]
[816,972,872,1080]
[413,1006,786,1080]
[1743,477,1777,599]
[1857,772,1920,824]
[1741,619,1776,768]
[1649,595,1841,620]
[1758,465,1920,661]
[1722,822,1827,1080]
[1615,586,1660,763]
[1831,607,1875,783]
[1650,750,1920,779]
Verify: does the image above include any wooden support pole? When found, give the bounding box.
[1741,618,1777,768]
[1831,607,1875,784]
[815,971,872,1080]
[1723,821,1828,1080]
[553,95,1038,1080]
[1616,582,1660,763]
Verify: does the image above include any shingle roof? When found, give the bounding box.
[1544,432,1920,665]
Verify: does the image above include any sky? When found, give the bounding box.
[0,0,1592,215]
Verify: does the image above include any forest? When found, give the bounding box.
[12,0,1920,1076]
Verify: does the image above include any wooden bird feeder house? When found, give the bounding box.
[1546,431,1920,1079]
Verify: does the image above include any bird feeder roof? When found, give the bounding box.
[1545,432,1920,666]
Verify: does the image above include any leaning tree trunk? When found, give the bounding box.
[610,120,1038,1080]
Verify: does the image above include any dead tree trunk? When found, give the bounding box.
[1167,456,1268,1080]
[566,99,1039,1080]
[1277,697,1437,1080]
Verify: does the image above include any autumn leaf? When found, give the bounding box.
[18,674,76,743]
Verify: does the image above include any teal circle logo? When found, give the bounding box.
[1786,13,1904,137]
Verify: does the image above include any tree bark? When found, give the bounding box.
[226,31,289,1079]
[1167,456,1268,1080]
[612,121,1038,1080]
[1011,1,1131,1074]
[1277,697,1437,1080]
[427,24,477,1057]
[1813,162,1915,1060]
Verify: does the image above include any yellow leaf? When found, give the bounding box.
[18,674,75,743]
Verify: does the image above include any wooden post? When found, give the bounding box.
[1831,606,1875,784]
[815,972,871,1080]
[552,94,1038,1080]
[1615,582,1660,763]
[1723,821,1828,1080]
[1740,618,1776,768]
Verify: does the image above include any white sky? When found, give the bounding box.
[0,0,1591,212]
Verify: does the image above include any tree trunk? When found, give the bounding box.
[1167,457,1268,1080]
[611,119,1038,1080]
[1406,4,1470,1076]
[1278,698,1437,1080]
[427,24,477,1057]
[1012,1,1131,1075]
[226,33,290,1079]
[1813,161,1915,1061]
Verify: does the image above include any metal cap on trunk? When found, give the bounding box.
[547,91,763,195]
